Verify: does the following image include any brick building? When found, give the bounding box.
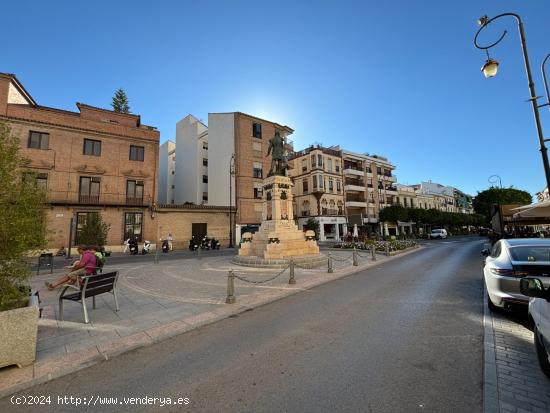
[0,73,160,251]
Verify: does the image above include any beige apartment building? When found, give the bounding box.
[0,73,160,250]
[288,145,346,241]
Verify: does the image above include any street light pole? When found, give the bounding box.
[474,13,550,190]
[488,174,502,188]
[542,53,550,112]
[229,153,235,248]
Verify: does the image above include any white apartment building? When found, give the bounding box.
[413,181,456,213]
[158,140,176,204]
[174,114,208,205]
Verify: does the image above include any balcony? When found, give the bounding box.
[343,168,365,177]
[344,184,366,192]
[301,210,311,217]
[47,191,152,207]
[363,216,379,224]
[385,186,398,195]
[345,201,367,208]
[381,175,397,182]
[321,208,340,216]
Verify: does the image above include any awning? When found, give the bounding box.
[512,201,550,219]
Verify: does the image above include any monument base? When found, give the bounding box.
[232,254,327,269]
[236,175,320,264]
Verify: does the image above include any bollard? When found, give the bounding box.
[327,252,334,273]
[371,245,377,261]
[289,259,296,284]
[197,246,202,260]
[352,247,358,266]
[385,243,390,256]
[226,270,236,304]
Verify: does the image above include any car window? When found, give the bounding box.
[509,246,550,262]
[491,241,501,258]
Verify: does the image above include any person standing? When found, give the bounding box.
[167,233,173,251]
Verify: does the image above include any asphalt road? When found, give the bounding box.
[5,237,485,413]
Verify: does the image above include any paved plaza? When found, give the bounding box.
[0,248,400,398]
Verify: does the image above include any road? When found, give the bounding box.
[4,236,485,412]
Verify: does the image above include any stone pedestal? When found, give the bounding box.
[237,175,320,261]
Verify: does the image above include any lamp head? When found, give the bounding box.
[481,58,499,78]
[477,15,489,26]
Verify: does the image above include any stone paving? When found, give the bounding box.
[0,247,406,398]
[484,296,550,413]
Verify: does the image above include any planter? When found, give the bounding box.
[0,295,39,368]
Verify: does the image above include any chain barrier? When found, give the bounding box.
[232,264,290,285]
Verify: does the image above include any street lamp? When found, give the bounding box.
[488,174,502,188]
[229,153,235,248]
[474,13,550,191]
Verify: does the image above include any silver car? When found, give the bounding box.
[483,238,550,310]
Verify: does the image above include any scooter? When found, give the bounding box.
[162,239,170,253]
[129,239,139,255]
[189,237,198,251]
[141,240,151,255]
[200,237,211,250]
[210,238,221,250]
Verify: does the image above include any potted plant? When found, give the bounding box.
[0,122,47,368]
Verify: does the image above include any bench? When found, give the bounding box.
[58,271,120,324]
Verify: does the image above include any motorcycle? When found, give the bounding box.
[162,239,170,253]
[210,237,221,250]
[128,238,139,255]
[189,237,199,251]
[141,240,151,255]
[200,237,211,250]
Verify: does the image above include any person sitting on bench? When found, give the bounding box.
[45,245,96,291]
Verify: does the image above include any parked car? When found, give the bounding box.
[429,229,447,239]
[520,277,550,378]
[483,238,550,310]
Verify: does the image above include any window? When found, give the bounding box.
[76,212,101,244]
[79,176,100,203]
[254,186,263,199]
[335,162,340,173]
[203,158,208,167]
[126,180,144,205]
[377,167,382,175]
[327,159,332,172]
[28,131,49,150]
[253,162,263,178]
[317,154,323,167]
[23,172,48,189]
[329,179,334,192]
[129,145,144,161]
[253,123,262,138]
[303,180,309,193]
[124,212,143,242]
[171,185,175,189]
[313,175,317,189]
[203,175,208,183]
[171,171,175,175]
[336,180,341,193]
[318,175,324,189]
[202,192,208,202]
[311,155,316,167]
[404,198,408,207]
[83,139,101,156]
[302,159,307,172]
[202,142,208,150]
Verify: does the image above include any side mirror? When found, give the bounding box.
[481,248,490,257]
[520,278,547,298]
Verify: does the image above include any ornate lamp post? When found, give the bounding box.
[474,13,550,190]
[229,153,235,248]
[488,174,502,188]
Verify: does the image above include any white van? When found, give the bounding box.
[429,229,447,239]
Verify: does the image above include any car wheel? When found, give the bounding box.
[534,325,550,379]
[487,293,498,312]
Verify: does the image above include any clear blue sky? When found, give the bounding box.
[3,0,549,198]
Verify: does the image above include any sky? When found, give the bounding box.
[2,0,550,199]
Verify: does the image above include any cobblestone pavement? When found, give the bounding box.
[0,248,402,398]
[485,302,550,413]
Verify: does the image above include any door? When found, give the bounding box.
[192,223,207,240]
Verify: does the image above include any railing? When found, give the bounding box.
[301,210,311,217]
[321,208,340,215]
[47,191,152,207]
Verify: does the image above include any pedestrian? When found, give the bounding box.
[167,233,173,251]
[123,237,130,253]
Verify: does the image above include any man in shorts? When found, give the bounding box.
[45,245,97,290]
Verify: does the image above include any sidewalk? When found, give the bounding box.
[0,247,420,398]
[484,293,550,413]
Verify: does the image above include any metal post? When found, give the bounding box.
[352,247,358,266]
[327,252,334,273]
[226,270,236,304]
[371,245,377,261]
[67,217,74,259]
[229,154,235,248]
[289,259,296,284]
[154,225,161,264]
[385,243,390,256]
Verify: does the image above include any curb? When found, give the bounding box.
[483,285,500,413]
[0,245,423,399]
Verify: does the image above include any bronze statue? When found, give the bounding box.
[266,131,287,176]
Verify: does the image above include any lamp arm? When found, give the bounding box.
[542,53,550,109]
[474,13,521,51]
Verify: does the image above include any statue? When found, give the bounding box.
[266,131,287,176]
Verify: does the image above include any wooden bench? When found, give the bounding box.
[58,271,120,324]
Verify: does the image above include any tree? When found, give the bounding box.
[0,122,48,311]
[111,88,131,114]
[304,217,320,240]
[77,213,110,247]
[379,205,408,224]
[473,187,532,222]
